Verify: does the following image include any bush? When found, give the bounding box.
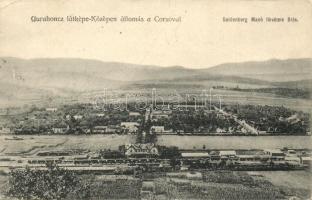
[7,163,88,200]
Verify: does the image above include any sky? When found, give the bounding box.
[0,0,311,68]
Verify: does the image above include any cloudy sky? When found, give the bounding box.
[0,0,311,68]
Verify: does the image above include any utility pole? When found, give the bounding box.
[219,95,222,110]
[125,94,128,111]
[103,88,107,111]
[209,88,213,111]
[152,88,156,109]
[201,89,207,108]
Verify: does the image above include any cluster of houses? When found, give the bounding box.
[4,104,146,135]
[50,107,175,135]
[5,104,310,136]
[46,107,143,134]
[145,107,171,121]
[150,110,171,122]
[91,122,140,134]
[51,121,141,134]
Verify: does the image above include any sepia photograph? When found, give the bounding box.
[0,0,311,199]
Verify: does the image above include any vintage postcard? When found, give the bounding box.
[0,0,311,199]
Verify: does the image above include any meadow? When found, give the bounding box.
[0,135,136,155]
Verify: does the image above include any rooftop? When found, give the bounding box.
[181,152,209,158]
[264,149,283,154]
[219,151,236,156]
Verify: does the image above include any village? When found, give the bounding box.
[0,101,311,172]
[0,98,310,136]
[0,100,311,199]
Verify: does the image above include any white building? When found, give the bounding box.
[129,112,141,116]
[125,143,159,157]
[301,156,312,167]
[95,113,105,117]
[93,126,108,133]
[121,122,139,133]
[46,108,58,112]
[52,126,69,134]
[263,149,285,162]
[181,152,209,158]
[219,150,236,158]
[73,115,83,120]
[263,149,285,157]
[150,126,165,133]
[150,110,171,122]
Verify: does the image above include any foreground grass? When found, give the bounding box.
[152,171,311,200]
[2,169,311,200]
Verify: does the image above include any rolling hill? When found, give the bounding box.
[0,57,311,107]
[202,58,312,82]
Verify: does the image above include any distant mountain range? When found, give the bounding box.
[202,58,312,82]
[0,57,311,107]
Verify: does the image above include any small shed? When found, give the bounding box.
[181,152,210,158]
[219,150,236,157]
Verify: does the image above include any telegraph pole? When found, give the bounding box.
[219,95,222,110]
[209,88,213,111]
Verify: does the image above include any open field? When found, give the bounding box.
[0,175,9,200]
[116,88,312,112]
[61,89,312,114]
[152,170,311,199]
[247,171,312,190]
[0,135,136,155]
[157,135,312,150]
[2,85,310,113]
[208,89,312,112]
[184,89,311,112]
